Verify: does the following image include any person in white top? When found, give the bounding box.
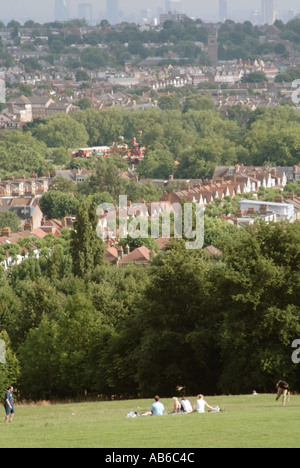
[194,394,216,413]
[181,396,193,413]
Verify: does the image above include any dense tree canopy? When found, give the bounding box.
[0,215,299,400]
[39,190,79,219]
[30,114,89,149]
[0,131,51,178]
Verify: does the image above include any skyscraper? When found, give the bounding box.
[107,0,119,25]
[165,0,181,13]
[261,0,275,25]
[55,0,69,22]
[78,3,93,25]
[219,0,228,23]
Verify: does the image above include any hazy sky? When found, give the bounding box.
[0,0,300,24]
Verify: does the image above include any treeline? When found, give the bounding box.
[4,18,300,69]
[0,103,293,183]
[0,18,209,68]
[1,198,300,400]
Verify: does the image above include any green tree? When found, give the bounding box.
[0,212,21,232]
[219,222,300,393]
[75,97,92,110]
[49,175,77,194]
[158,94,181,110]
[0,131,50,176]
[137,147,175,179]
[135,241,222,396]
[49,147,72,166]
[81,47,109,69]
[0,283,22,347]
[0,331,20,398]
[241,71,268,83]
[40,190,79,219]
[245,106,300,166]
[18,316,61,399]
[80,159,125,201]
[57,293,102,396]
[17,278,66,345]
[71,198,105,278]
[32,114,89,149]
[183,94,216,112]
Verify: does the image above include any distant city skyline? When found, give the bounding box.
[1,0,300,25]
[107,0,119,24]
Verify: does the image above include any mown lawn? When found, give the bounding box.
[1,394,300,448]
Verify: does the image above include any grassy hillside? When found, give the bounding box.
[1,395,299,448]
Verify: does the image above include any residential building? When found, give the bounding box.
[0,196,43,229]
[238,199,295,222]
[0,229,40,270]
[118,245,155,267]
[212,164,288,188]
[6,96,32,122]
[28,96,55,119]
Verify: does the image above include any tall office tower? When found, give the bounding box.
[78,3,93,25]
[165,0,181,13]
[261,0,275,24]
[219,0,228,22]
[107,0,119,25]
[55,0,69,21]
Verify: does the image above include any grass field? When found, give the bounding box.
[1,394,300,448]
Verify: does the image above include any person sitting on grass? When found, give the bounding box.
[181,396,193,413]
[172,397,181,413]
[194,394,217,413]
[140,395,165,416]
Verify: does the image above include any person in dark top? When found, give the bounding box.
[276,380,290,406]
[4,386,15,423]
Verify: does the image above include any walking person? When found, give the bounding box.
[4,386,15,423]
[276,380,290,406]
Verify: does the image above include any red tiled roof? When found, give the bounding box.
[104,247,119,262]
[119,246,153,264]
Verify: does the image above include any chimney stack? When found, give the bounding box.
[274,196,283,204]
[118,246,124,259]
[24,221,32,231]
[1,228,10,238]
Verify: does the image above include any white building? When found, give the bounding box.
[238,200,295,222]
